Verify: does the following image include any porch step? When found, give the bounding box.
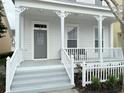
[10,62,74,93]
[11,82,73,93]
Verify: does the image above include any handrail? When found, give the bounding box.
[6,49,23,92]
[65,47,122,49]
[61,48,74,85]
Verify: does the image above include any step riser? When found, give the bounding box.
[10,62,73,93]
[15,70,66,78]
[14,72,67,80]
[12,75,69,85]
[12,79,70,88]
[11,84,73,93]
[12,82,72,92]
[15,68,65,75]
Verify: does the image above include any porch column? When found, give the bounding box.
[56,11,69,49]
[15,8,20,49]
[95,15,104,63]
[15,7,28,49]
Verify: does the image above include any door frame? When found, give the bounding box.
[32,21,49,60]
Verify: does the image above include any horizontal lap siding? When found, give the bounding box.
[24,16,32,60]
[23,13,111,60]
[23,14,61,60]
[65,18,95,48]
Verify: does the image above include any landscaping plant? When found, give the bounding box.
[91,77,101,91]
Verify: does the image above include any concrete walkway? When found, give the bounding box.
[44,89,79,93]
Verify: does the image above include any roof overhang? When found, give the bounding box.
[15,0,114,17]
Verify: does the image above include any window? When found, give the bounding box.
[34,24,47,28]
[67,26,77,48]
[95,27,104,48]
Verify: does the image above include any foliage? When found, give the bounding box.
[118,73,123,86]
[0,58,6,66]
[0,72,5,92]
[106,75,118,89]
[0,52,13,59]
[0,52,13,66]
[0,1,7,38]
[91,77,101,90]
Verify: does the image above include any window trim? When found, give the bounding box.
[65,24,79,48]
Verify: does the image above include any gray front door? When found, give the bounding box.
[34,24,47,59]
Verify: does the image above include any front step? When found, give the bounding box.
[10,63,73,93]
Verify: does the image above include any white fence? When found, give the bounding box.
[61,48,74,85]
[82,61,124,87]
[65,48,123,62]
[6,49,23,92]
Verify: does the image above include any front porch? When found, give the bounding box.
[18,8,116,61]
[6,3,124,93]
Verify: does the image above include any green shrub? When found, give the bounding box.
[0,52,13,66]
[0,58,6,66]
[118,74,123,86]
[106,75,118,89]
[91,77,101,90]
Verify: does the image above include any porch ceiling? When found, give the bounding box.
[24,8,115,24]
[25,8,96,21]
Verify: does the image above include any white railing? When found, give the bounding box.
[65,48,123,62]
[6,49,23,92]
[53,0,107,6]
[82,61,124,87]
[61,48,74,85]
[103,48,123,61]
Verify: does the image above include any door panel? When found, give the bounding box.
[34,30,47,59]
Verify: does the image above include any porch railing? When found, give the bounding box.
[61,48,74,85]
[102,48,123,61]
[52,0,107,7]
[6,49,23,92]
[65,48,123,62]
[82,61,124,86]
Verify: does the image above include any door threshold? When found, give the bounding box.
[33,58,48,61]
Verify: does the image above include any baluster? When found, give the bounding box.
[82,61,86,87]
[101,68,102,81]
[105,68,107,80]
[87,70,88,82]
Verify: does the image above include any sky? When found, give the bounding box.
[2,0,15,30]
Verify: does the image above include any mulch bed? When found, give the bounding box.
[0,84,5,93]
[74,73,122,93]
[0,71,5,93]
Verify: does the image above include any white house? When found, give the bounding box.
[4,0,124,93]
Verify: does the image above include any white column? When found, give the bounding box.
[99,16,103,63]
[20,15,24,49]
[15,9,20,49]
[95,15,104,63]
[110,23,113,48]
[56,11,69,49]
[15,7,28,50]
[61,13,65,49]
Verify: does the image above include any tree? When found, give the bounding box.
[102,0,124,52]
[102,0,124,92]
[0,0,7,38]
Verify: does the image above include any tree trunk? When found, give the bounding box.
[121,24,124,92]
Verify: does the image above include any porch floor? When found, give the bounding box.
[20,59,61,67]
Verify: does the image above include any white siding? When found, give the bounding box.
[23,13,111,60]
[23,14,61,60]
